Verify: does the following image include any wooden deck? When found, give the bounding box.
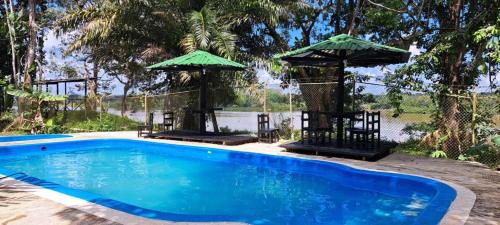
[280,141,395,160]
[147,131,257,145]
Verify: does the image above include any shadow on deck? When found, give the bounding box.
[147,131,258,146]
[280,141,397,161]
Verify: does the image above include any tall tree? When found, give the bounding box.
[1,0,18,86]
[382,0,499,156]
[23,0,37,90]
[56,0,185,115]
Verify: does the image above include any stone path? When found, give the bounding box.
[0,179,119,225]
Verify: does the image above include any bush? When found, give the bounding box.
[218,126,252,135]
[50,110,139,133]
[463,139,500,168]
[0,111,15,131]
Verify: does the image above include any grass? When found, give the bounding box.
[370,95,434,114]
[50,111,139,133]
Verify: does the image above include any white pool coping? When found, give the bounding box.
[0,135,476,225]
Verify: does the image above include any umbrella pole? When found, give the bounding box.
[199,69,207,134]
[336,53,346,148]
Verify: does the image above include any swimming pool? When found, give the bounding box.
[0,134,72,142]
[0,139,456,225]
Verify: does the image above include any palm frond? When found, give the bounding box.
[180,34,198,53]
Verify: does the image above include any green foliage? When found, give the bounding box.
[7,89,66,102]
[370,95,435,114]
[0,110,15,131]
[474,17,500,64]
[45,119,64,134]
[493,135,500,146]
[53,111,139,132]
[4,87,67,133]
[430,150,447,159]
[225,88,300,112]
[462,143,500,168]
[434,134,449,150]
[180,6,237,58]
[218,126,252,135]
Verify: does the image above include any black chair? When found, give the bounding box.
[158,112,174,132]
[301,111,314,144]
[366,111,381,149]
[345,111,381,149]
[345,111,365,148]
[301,111,331,144]
[137,112,154,137]
[257,114,279,143]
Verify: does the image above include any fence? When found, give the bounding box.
[105,82,497,167]
[9,80,497,168]
[100,82,498,144]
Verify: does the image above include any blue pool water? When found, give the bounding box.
[0,139,455,225]
[0,134,71,142]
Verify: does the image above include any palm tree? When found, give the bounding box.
[6,89,66,133]
[180,6,237,59]
[56,0,172,116]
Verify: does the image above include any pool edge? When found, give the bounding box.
[0,137,476,225]
[0,174,247,225]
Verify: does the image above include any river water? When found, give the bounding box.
[109,109,431,142]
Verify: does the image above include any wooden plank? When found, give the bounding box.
[147,132,257,146]
[280,142,391,160]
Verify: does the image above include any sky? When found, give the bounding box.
[41,29,498,97]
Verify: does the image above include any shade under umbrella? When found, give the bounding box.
[148,50,246,133]
[274,34,410,147]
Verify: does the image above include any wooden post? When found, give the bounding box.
[99,95,103,124]
[84,79,88,97]
[289,74,294,140]
[335,51,346,147]
[199,68,207,134]
[352,74,356,111]
[64,82,67,111]
[144,92,148,125]
[264,84,268,113]
[471,92,478,145]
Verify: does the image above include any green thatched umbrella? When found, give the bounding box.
[275,34,410,147]
[148,50,246,133]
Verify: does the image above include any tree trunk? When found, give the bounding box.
[3,0,17,87]
[23,0,36,91]
[87,61,99,110]
[440,95,462,157]
[300,84,334,113]
[121,82,130,117]
[334,0,342,34]
[437,0,465,158]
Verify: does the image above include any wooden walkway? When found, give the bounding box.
[148,131,257,146]
[280,141,394,160]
